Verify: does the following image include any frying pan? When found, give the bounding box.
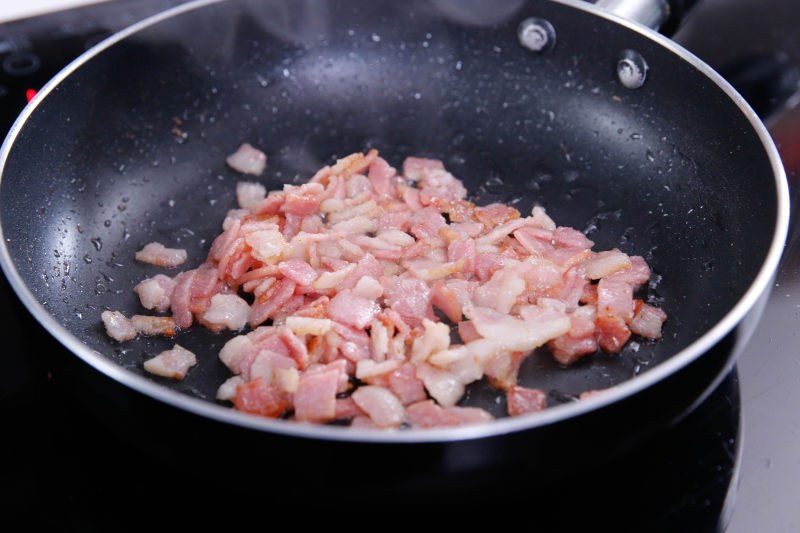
[0,0,789,501]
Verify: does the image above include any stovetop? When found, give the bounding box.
[0,0,798,530]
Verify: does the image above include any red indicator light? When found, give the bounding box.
[26,89,37,102]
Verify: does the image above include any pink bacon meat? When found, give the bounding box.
[111,148,667,428]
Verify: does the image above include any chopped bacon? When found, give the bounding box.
[630,302,667,339]
[283,183,324,216]
[101,310,137,342]
[327,290,380,330]
[131,315,176,337]
[597,278,635,323]
[507,385,547,417]
[143,344,197,380]
[226,142,267,175]
[135,242,188,267]
[234,377,288,417]
[384,276,432,327]
[351,386,406,428]
[134,274,176,313]
[170,270,197,329]
[368,156,397,198]
[200,293,250,331]
[248,278,296,327]
[596,314,632,353]
[475,203,520,226]
[387,363,428,405]
[115,149,667,428]
[581,249,632,280]
[236,181,267,209]
[448,406,495,425]
[405,399,461,428]
[293,362,343,423]
[277,258,318,286]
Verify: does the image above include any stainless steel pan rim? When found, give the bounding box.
[0,0,790,444]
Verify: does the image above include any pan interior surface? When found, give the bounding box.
[0,0,786,440]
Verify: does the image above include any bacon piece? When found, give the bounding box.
[447,238,476,274]
[200,293,250,331]
[605,255,651,289]
[405,399,461,428]
[249,278,297,327]
[415,363,465,407]
[597,278,635,323]
[507,385,547,416]
[368,156,397,198]
[448,406,495,425]
[513,226,554,256]
[216,375,246,401]
[409,206,447,240]
[293,362,344,423]
[384,277,432,327]
[251,192,285,215]
[244,229,286,265]
[630,302,667,339]
[552,226,594,249]
[234,377,288,417]
[596,314,632,353]
[278,326,310,370]
[402,156,445,182]
[329,150,377,177]
[351,386,405,428]
[131,315,176,337]
[330,321,372,362]
[278,258,318,286]
[483,351,525,391]
[327,290,380,330]
[387,363,428,405]
[285,316,332,336]
[143,344,197,379]
[283,182,324,216]
[101,310,137,342]
[475,203,520,226]
[581,249,632,280]
[466,305,571,353]
[134,242,188,267]
[418,168,467,202]
[333,397,364,421]
[170,270,197,329]
[431,281,463,323]
[226,142,267,175]
[236,181,267,209]
[249,350,298,390]
[356,359,402,381]
[134,274,176,313]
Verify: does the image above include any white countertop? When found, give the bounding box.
[0,0,109,23]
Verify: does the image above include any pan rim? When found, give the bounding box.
[0,0,790,444]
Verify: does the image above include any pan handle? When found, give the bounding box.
[593,0,700,34]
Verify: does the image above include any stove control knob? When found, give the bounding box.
[3,51,41,77]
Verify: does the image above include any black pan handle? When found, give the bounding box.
[660,0,702,36]
[593,0,701,35]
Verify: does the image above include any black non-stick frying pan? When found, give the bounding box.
[0,0,789,499]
